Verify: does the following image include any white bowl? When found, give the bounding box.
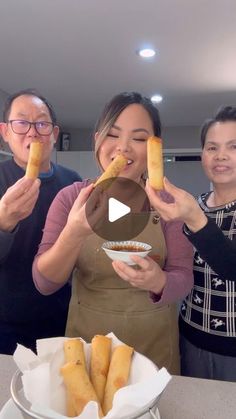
[102,241,152,265]
[11,369,161,419]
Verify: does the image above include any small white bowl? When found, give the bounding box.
[102,240,152,265]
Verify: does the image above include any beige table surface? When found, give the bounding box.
[1,354,236,418]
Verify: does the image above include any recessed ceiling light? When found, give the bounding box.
[151,94,163,104]
[138,48,156,58]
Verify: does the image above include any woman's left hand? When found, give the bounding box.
[112,256,166,294]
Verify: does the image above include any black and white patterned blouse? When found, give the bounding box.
[179,192,236,356]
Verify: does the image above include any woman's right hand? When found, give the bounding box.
[66,183,108,240]
[35,183,108,286]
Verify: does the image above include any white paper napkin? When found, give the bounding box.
[13,333,171,418]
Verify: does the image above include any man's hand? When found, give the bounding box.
[0,177,41,232]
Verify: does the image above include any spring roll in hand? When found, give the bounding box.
[147,136,164,190]
[25,141,43,179]
[94,154,128,188]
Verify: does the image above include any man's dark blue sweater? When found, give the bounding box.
[0,158,81,354]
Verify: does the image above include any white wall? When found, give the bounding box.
[56,151,100,179]
[163,126,200,149]
[164,160,209,197]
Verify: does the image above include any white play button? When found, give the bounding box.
[86,177,150,240]
[108,197,131,222]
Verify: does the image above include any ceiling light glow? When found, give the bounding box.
[151,94,163,104]
[138,48,156,58]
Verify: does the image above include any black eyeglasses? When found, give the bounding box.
[7,119,54,136]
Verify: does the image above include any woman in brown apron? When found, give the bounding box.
[33,92,193,374]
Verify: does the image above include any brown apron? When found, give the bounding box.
[66,211,180,374]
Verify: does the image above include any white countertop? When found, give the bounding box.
[1,354,236,418]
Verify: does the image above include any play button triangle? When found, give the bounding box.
[108,197,131,222]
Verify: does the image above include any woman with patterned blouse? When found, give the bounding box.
[146,105,236,381]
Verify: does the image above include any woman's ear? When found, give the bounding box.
[94,131,99,142]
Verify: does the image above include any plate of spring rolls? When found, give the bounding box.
[11,333,170,419]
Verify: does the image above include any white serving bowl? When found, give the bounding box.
[102,241,152,265]
[11,367,161,419]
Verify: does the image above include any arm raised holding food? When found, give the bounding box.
[33,155,127,292]
[146,176,208,233]
[0,177,40,233]
[146,136,207,232]
[0,139,46,233]
[33,183,105,290]
[0,177,40,263]
[111,136,193,300]
[0,140,43,260]
[146,175,236,282]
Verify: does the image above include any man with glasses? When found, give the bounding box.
[0,89,82,354]
[8,119,56,136]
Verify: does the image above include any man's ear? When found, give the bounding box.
[0,122,9,143]
[52,125,60,144]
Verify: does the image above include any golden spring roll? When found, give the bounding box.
[64,338,86,366]
[61,361,104,418]
[102,344,134,415]
[65,393,76,418]
[147,136,164,190]
[25,141,43,179]
[94,154,128,187]
[63,339,86,417]
[90,335,112,404]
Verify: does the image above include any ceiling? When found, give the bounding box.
[0,0,236,130]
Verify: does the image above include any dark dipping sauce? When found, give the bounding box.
[110,246,144,252]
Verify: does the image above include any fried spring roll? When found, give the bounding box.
[102,344,134,415]
[25,141,43,179]
[90,335,112,404]
[61,361,104,418]
[64,338,86,366]
[147,136,164,190]
[94,154,128,188]
[63,339,86,417]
